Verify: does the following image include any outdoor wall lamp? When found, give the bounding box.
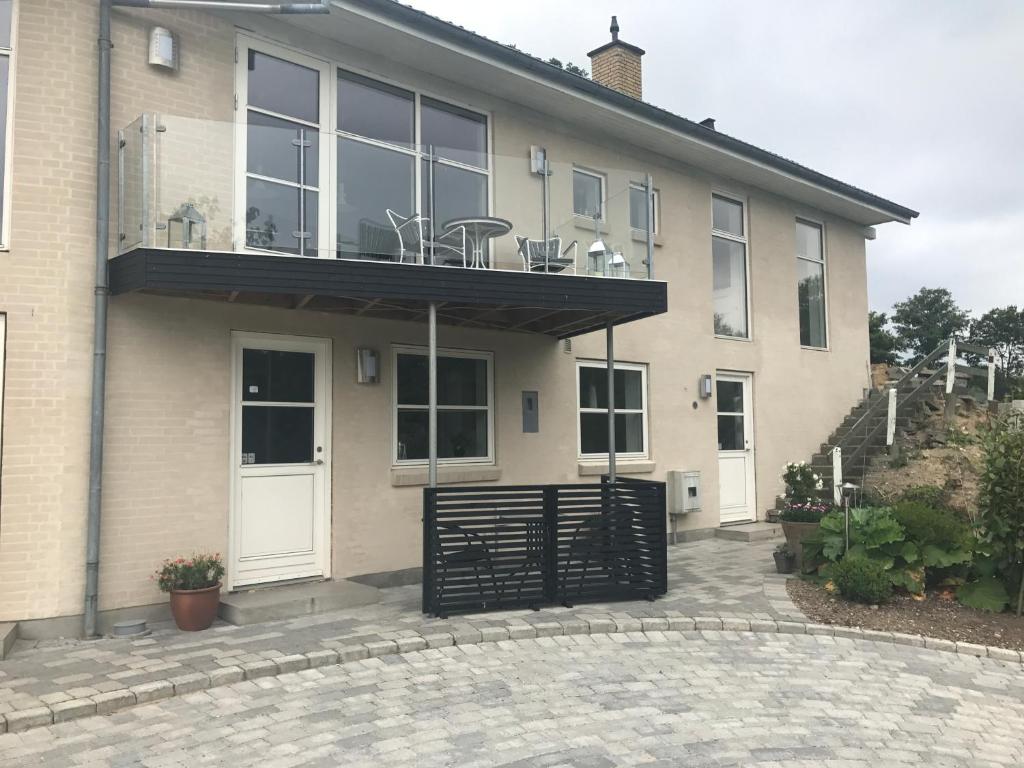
[699,374,713,399]
[356,348,379,384]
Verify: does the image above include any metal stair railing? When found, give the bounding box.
[832,338,996,486]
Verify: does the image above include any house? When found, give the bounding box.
[0,0,916,638]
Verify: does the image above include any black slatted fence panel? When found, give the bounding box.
[423,481,666,616]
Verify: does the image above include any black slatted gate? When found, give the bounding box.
[422,480,667,617]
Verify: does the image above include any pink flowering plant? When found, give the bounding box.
[780,500,832,523]
[154,553,225,592]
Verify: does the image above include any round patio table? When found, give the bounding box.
[443,216,512,269]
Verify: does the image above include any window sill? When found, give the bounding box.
[572,215,608,234]
[390,464,501,487]
[577,460,655,476]
[714,334,753,343]
[630,231,663,247]
[800,345,830,353]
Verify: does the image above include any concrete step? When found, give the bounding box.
[715,522,782,542]
[0,622,17,660]
[219,579,380,626]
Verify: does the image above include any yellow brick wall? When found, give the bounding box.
[590,47,642,100]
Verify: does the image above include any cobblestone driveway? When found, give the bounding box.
[3,631,1023,767]
[1,539,798,718]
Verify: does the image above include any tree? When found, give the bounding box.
[891,287,970,363]
[547,57,590,78]
[969,305,1024,377]
[868,311,902,365]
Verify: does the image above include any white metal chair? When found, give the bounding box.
[386,210,467,267]
[515,236,578,274]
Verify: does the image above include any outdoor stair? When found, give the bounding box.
[775,338,996,508]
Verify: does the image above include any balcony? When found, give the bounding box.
[110,114,667,337]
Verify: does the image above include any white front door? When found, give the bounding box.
[230,333,332,588]
[716,372,756,525]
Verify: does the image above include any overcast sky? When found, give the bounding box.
[410,0,1024,318]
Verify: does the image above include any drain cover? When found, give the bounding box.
[111,619,149,637]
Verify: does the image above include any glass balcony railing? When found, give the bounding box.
[117,113,659,280]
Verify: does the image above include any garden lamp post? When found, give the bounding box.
[841,482,859,554]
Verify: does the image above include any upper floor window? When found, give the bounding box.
[577,361,648,459]
[572,168,604,220]
[629,183,659,234]
[0,0,15,246]
[796,219,827,348]
[334,68,489,260]
[393,347,493,465]
[244,48,325,257]
[711,194,749,339]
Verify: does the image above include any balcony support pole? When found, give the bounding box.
[607,321,616,483]
[84,0,113,639]
[428,302,438,488]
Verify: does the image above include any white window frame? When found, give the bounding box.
[234,36,332,257]
[392,344,494,467]
[711,190,752,341]
[576,360,649,461]
[629,182,659,235]
[0,0,18,249]
[572,167,606,222]
[795,216,829,350]
[235,34,493,260]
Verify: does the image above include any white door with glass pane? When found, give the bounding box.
[716,372,756,524]
[230,333,331,588]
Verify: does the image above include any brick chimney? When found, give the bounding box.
[587,16,645,100]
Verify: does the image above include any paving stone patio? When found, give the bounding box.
[0,539,796,724]
[3,631,1023,767]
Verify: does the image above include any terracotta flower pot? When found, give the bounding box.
[780,521,820,571]
[168,583,221,631]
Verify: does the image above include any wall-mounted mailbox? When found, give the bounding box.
[522,391,539,433]
[667,470,701,515]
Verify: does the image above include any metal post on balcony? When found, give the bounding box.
[645,173,655,279]
[428,302,438,488]
[542,155,551,250]
[427,144,436,266]
[607,321,616,483]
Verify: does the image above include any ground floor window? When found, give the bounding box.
[577,360,648,459]
[393,346,493,464]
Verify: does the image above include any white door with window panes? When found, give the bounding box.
[230,334,331,588]
[716,372,756,524]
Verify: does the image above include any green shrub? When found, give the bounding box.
[899,485,948,508]
[832,556,892,604]
[892,501,968,548]
[970,415,1024,615]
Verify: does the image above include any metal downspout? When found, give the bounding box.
[84,0,112,639]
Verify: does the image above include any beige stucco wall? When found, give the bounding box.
[0,2,871,623]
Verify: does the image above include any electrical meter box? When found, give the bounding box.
[667,470,701,514]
